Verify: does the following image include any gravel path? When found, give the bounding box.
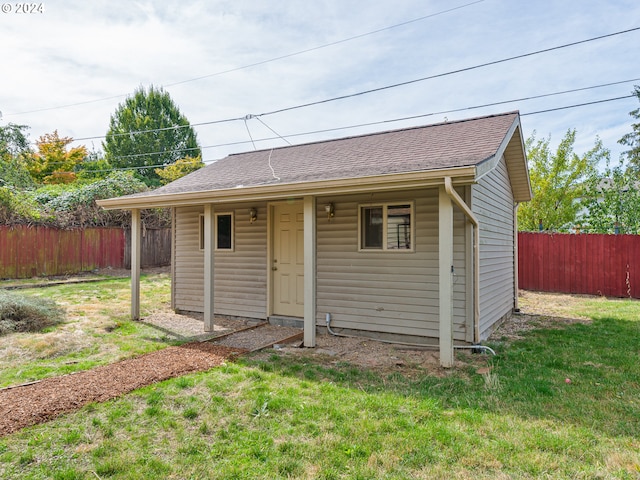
[0,343,244,437]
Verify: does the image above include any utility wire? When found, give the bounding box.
[65,22,640,144]
[60,93,635,174]
[255,27,640,118]
[36,80,640,165]
[163,0,485,87]
[253,116,292,146]
[65,76,640,149]
[4,1,484,116]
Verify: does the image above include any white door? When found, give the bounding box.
[272,203,304,317]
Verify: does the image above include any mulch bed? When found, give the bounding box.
[0,343,245,437]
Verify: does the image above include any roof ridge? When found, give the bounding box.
[228,110,520,157]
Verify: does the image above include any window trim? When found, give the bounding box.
[214,212,234,251]
[198,212,235,252]
[357,202,415,252]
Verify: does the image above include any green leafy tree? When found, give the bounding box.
[579,160,640,234]
[154,155,204,185]
[0,123,33,189]
[103,85,201,186]
[26,131,87,184]
[619,85,640,172]
[518,130,605,231]
[75,150,112,182]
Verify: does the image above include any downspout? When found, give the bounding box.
[513,202,520,312]
[325,177,496,356]
[443,177,480,344]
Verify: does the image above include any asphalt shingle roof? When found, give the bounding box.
[118,112,520,199]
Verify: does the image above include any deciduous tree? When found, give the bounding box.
[518,130,605,231]
[619,85,640,173]
[580,160,640,234]
[154,156,204,185]
[26,131,87,184]
[0,123,33,188]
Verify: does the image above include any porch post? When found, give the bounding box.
[203,204,215,332]
[130,208,141,320]
[438,186,454,367]
[303,196,316,347]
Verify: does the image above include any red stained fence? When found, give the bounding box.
[518,232,640,299]
[0,226,171,279]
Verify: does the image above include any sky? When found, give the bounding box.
[1,0,639,169]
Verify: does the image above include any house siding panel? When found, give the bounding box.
[174,206,204,312]
[174,204,268,318]
[316,189,468,341]
[473,156,515,338]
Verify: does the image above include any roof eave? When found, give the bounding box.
[97,166,477,210]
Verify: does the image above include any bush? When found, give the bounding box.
[0,186,48,225]
[0,290,65,336]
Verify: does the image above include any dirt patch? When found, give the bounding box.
[0,342,243,437]
[517,290,593,320]
[252,333,481,378]
[142,312,260,341]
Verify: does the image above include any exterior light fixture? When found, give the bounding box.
[325,203,334,221]
[249,208,257,223]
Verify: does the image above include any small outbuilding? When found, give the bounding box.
[98,111,531,366]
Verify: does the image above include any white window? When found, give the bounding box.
[359,203,414,251]
[199,212,234,251]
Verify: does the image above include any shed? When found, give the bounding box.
[98,111,531,366]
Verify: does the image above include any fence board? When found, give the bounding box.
[0,226,170,279]
[518,232,640,299]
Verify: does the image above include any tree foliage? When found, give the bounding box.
[26,131,87,184]
[518,130,605,232]
[579,160,640,234]
[619,85,640,172]
[154,155,204,185]
[0,123,33,189]
[103,85,201,185]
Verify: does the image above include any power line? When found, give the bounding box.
[70,76,640,148]
[53,93,635,174]
[255,27,640,118]
[64,23,640,144]
[35,79,640,165]
[521,95,635,116]
[163,0,485,88]
[4,1,484,117]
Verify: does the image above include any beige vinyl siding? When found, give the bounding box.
[213,203,267,319]
[174,206,205,312]
[173,204,267,318]
[472,155,515,338]
[316,189,468,341]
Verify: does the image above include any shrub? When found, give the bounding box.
[0,290,65,336]
[0,186,46,225]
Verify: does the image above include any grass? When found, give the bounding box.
[0,281,639,478]
[0,272,176,387]
[0,289,64,335]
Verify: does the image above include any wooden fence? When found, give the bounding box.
[518,232,640,298]
[0,226,171,279]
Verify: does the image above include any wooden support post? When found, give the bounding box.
[303,196,316,347]
[438,186,454,368]
[131,208,141,320]
[203,204,215,332]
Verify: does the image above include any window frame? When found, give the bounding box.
[357,202,415,252]
[198,211,235,252]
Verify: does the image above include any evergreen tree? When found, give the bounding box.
[103,86,200,186]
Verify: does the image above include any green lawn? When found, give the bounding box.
[0,278,638,479]
[0,273,177,388]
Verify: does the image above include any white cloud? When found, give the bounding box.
[1,0,638,164]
